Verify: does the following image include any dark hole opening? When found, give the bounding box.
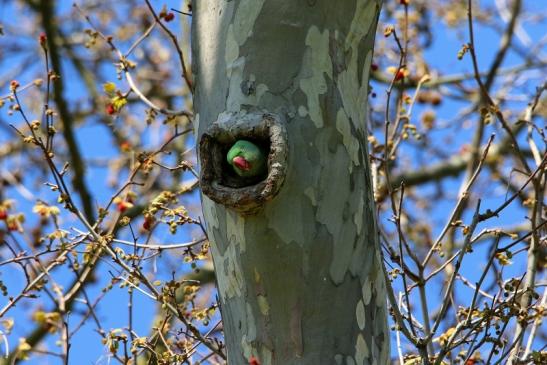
[218,136,270,188]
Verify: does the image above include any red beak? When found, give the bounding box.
[233,156,251,170]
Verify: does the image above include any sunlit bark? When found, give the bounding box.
[193,1,388,364]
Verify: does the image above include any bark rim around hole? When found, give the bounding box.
[199,110,288,215]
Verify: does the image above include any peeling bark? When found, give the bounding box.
[192,1,388,364]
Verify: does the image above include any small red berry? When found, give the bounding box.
[106,104,116,115]
[142,215,155,231]
[249,356,260,365]
[371,63,379,71]
[120,141,131,152]
[114,197,133,213]
[164,13,175,22]
[0,210,7,220]
[10,80,19,91]
[394,69,406,81]
[116,202,127,212]
[39,32,47,46]
[117,201,133,213]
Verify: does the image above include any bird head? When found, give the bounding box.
[226,140,267,178]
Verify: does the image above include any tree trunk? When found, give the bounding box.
[192,1,388,364]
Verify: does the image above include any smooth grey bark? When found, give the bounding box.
[192,1,388,364]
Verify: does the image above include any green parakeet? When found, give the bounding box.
[226,140,267,178]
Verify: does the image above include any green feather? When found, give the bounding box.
[227,140,267,178]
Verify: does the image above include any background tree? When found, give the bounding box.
[0,0,544,364]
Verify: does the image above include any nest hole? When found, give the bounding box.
[219,136,270,188]
[199,112,288,215]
